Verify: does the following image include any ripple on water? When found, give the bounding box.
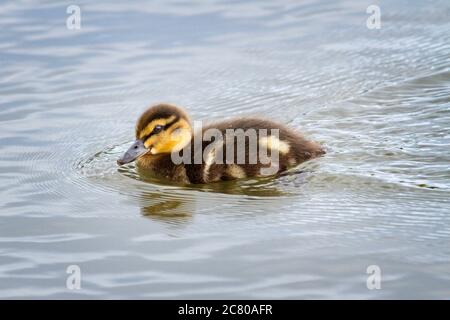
[76,139,325,198]
[1,0,450,299]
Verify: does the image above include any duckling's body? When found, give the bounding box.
[118,104,324,184]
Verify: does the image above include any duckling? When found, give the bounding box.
[117,103,324,184]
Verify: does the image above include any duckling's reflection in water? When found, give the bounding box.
[135,163,294,197]
[138,192,195,226]
[133,164,312,228]
[190,178,291,197]
[137,179,298,226]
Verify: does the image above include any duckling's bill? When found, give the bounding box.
[117,139,148,165]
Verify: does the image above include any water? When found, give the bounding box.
[0,0,449,299]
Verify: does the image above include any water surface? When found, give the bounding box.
[0,0,449,298]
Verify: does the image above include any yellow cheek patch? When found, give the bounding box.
[167,119,192,151]
[151,140,179,154]
[143,135,158,149]
[259,136,290,155]
[138,115,176,140]
[143,119,192,154]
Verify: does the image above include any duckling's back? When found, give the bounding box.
[182,117,324,184]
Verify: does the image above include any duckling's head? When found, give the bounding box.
[117,104,192,165]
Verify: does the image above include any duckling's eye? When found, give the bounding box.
[152,125,163,134]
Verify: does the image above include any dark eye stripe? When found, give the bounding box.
[142,116,179,142]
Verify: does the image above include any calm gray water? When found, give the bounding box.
[1,0,449,299]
